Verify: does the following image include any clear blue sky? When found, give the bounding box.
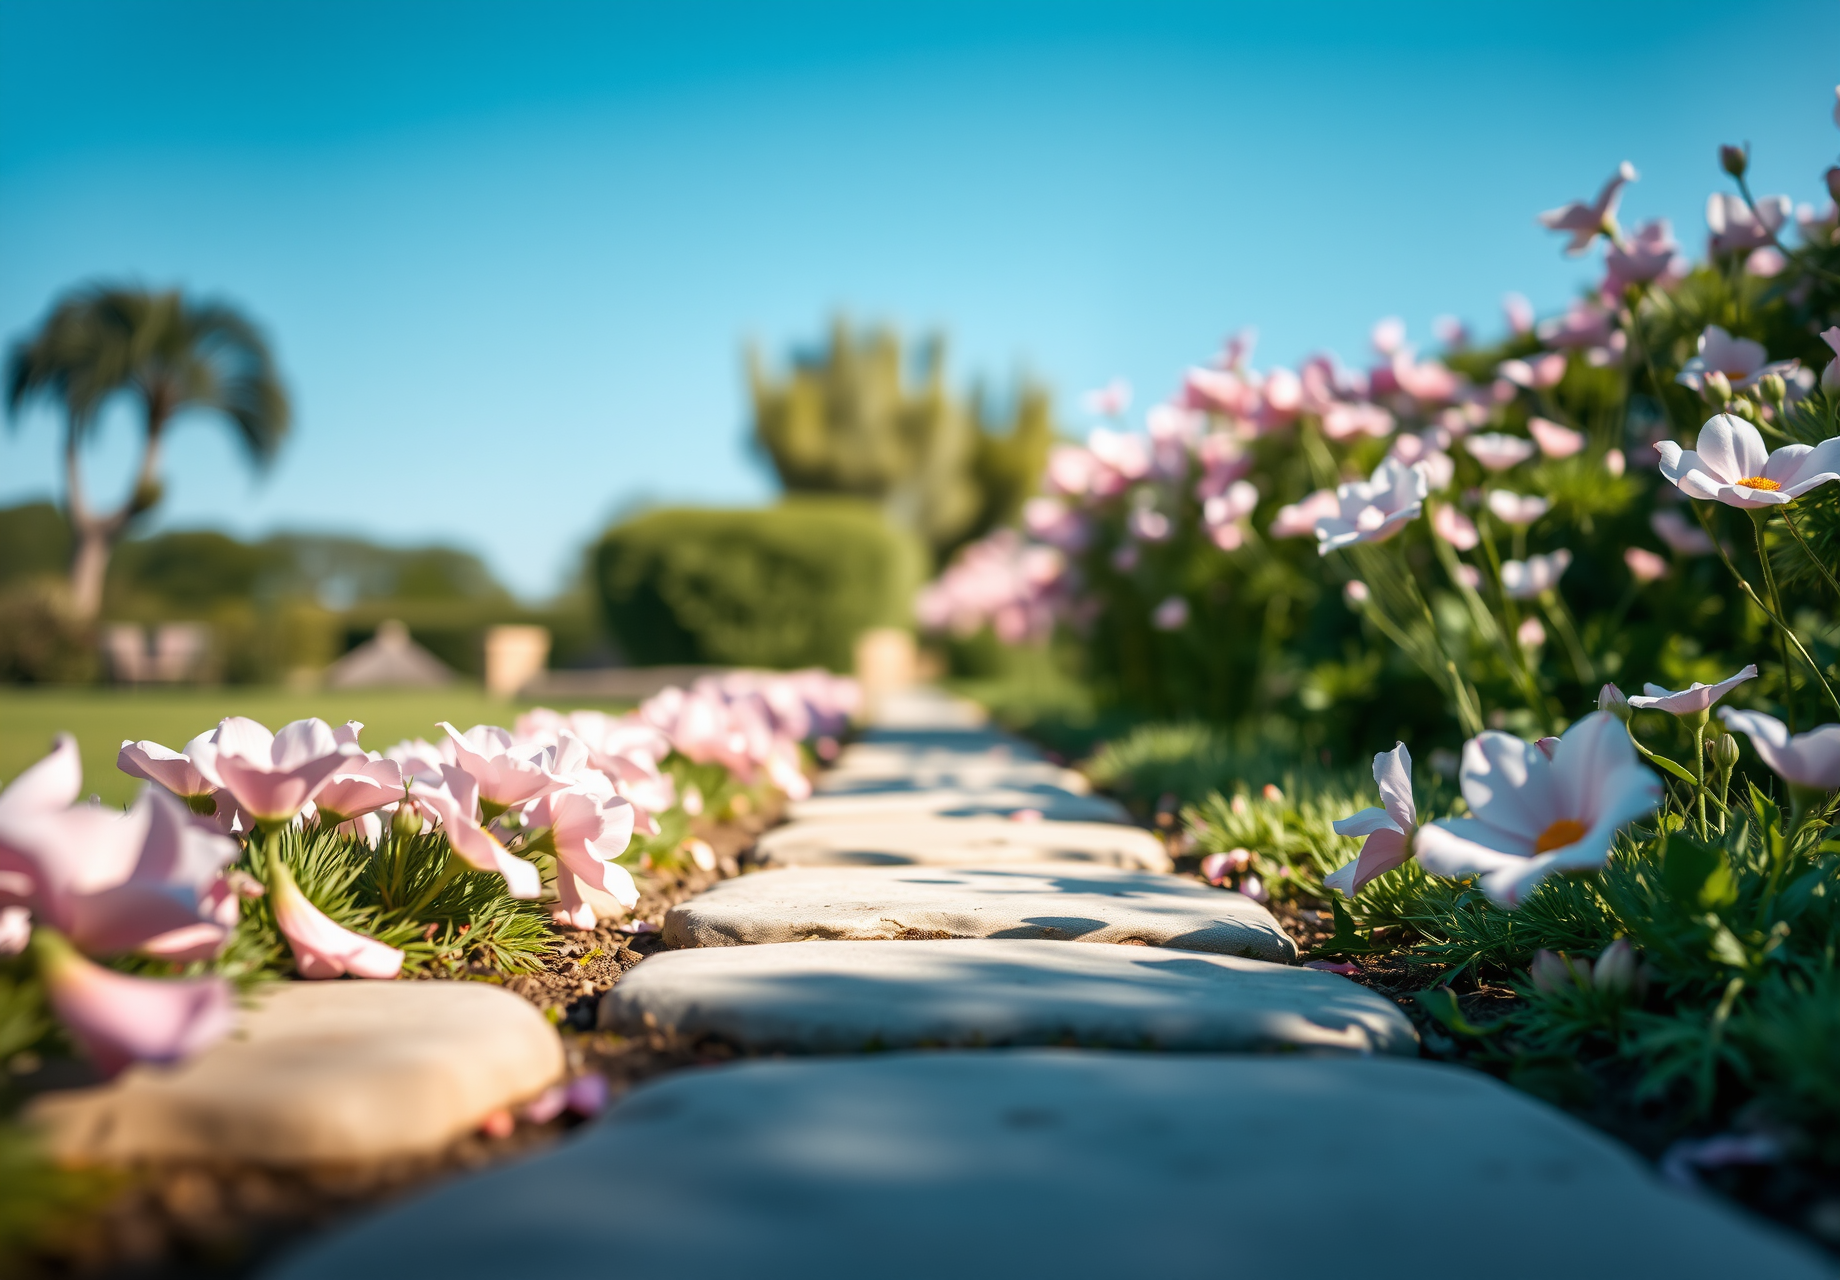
[3,0,1838,597]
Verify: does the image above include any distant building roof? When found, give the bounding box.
[322,620,455,689]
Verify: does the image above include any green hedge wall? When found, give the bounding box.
[595,499,923,671]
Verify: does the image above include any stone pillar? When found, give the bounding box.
[484,625,550,699]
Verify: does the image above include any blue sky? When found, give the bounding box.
[3,0,1838,597]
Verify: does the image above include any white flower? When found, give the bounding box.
[1487,490,1550,527]
[1465,433,1537,472]
[1675,326,1798,394]
[1657,414,1840,509]
[1202,480,1259,551]
[1324,744,1416,896]
[1414,712,1662,908]
[1313,458,1428,555]
[1719,709,1840,791]
[1516,616,1547,649]
[1627,665,1756,716]
[1500,549,1571,599]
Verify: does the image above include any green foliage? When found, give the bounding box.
[595,498,925,670]
[0,503,70,590]
[749,320,1052,561]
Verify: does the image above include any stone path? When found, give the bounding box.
[601,938,1415,1053]
[31,981,562,1165]
[273,1052,1828,1279]
[273,686,1826,1275]
[662,863,1295,958]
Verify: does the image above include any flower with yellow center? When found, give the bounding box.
[1657,414,1840,509]
[1415,712,1662,908]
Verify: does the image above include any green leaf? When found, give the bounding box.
[1641,749,1700,787]
[1416,986,1504,1037]
[1663,834,1738,910]
[1708,925,1750,969]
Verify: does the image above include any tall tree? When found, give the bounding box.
[6,286,290,622]
[749,319,1052,563]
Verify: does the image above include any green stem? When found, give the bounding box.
[1431,531,1549,731]
[1539,589,1596,686]
[1752,509,1800,731]
[407,849,467,917]
[1734,173,1840,285]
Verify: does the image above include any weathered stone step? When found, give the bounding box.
[815,756,1092,796]
[600,937,1414,1054]
[269,1051,1828,1280]
[789,786,1130,824]
[753,817,1172,872]
[28,981,563,1165]
[663,863,1294,961]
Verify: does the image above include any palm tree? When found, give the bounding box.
[5,286,290,622]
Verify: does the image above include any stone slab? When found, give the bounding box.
[752,817,1173,873]
[788,786,1130,825]
[867,687,990,729]
[28,980,564,1166]
[600,938,1415,1054]
[816,756,1092,796]
[664,863,1295,961]
[270,1051,1829,1280]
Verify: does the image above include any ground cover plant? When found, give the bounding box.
[925,93,1840,1245]
[0,668,858,1269]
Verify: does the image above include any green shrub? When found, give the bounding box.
[595,499,924,670]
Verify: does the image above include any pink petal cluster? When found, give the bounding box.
[1325,743,1417,896]
[915,530,1068,645]
[1539,162,1638,255]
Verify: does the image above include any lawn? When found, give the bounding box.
[0,686,633,808]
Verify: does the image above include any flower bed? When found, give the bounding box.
[0,668,857,1274]
[928,93,1840,1251]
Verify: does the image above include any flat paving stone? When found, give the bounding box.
[752,817,1173,873]
[28,980,563,1166]
[789,785,1130,824]
[663,863,1295,961]
[269,1051,1829,1280]
[600,938,1415,1054]
[867,688,990,728]
[816,756,1093,796]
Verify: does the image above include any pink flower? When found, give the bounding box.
[1658,414,1840,508]
[1388,431,1454,491]
[195,717,353,827]
[1501,550,1571,599]
[268,855,403,980]
[1822,326,1840,394]
[1628,665,1757,717]
[0,905,28,956]
[1517,616,1547,649]
[1528,417,1585,459]
[1497,353,1568,390]
[33,926,234,1077]
[1536,299,1616,350]
[1082,378,1131,417]
[1128,508,1171,542]
[312,756,405,825]
[1257,367,1303,427]
[1676,327,1799,395]
[1650,509,1715,555]
[1270,488,1340,540]
[1371,317,1406,355]
[525,789,638,929]
[1603,218,1686,293]
[1719,709,1840,791]
[1193,432,1252,501]
[1433,315,1469,349]
[118,732,218,802]
[1045,444,1103,497]
[1183,366,1257,418]
[1415,712,1661,907]
[1151,596,1190,631]
[1344,579,1371,606]
[1320,402,1395,441]
[1087,429,1151,484]
[1624,547,1668,582]
[1538,162,1637,254]
[1202,480,1259,551]
[438,722,569,814]
[1707,192,1790,255]
[1465,433,1537,471]
[1503,293,1535,335]
[1605,449,1626,476]
[1314,459,1429,554]
[1432,503,1479,551]
[413,767,542,899]
[1746,247,1788,277]
[1486,490,1549,527]
[1325,743,1417,896]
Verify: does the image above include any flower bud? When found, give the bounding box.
[1727,395,1757,422]
[1827,166,1840,207]
[1719,144,1748,179]
[1702,370,1732,405]
[1714,732,1742,773]
[391,801,423,842]
[1529,949,1574,995]
[1597,683,1632,720]
[1592,938,1638,997]
[1758,372,1786,407]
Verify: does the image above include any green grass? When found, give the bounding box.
[0,687,633,807]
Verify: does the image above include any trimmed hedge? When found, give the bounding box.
[595,499,923,671]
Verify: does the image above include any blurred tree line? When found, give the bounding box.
[0,501,605,684]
